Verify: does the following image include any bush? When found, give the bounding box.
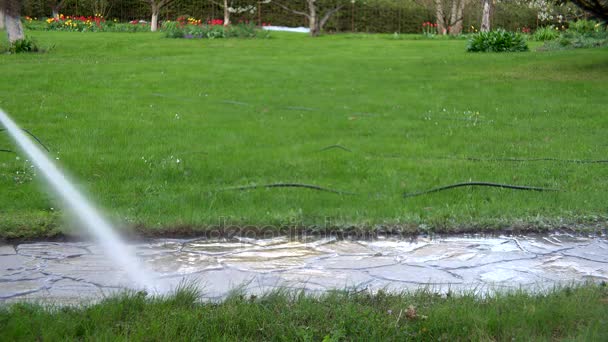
[8,37,40,54]
[538,20,608,51]
[162,21,185,38]
[540,29,608,50]
[107,22,152,33]
[569,19,601,34]
[162,22,268,39]
[533,26,560,41]
[466,29,529,52]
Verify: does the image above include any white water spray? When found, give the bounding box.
[0,109,156,291]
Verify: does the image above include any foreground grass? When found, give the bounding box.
[1,284,607,340]
[0,31,607,239]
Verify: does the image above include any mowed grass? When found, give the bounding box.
[1,284,607,340]
[0,31,607,238]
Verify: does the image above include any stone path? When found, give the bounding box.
[1,234,607,305]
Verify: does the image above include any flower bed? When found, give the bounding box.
[24,14,150,32]
[163,16,269,39]
[45,14,106,32]
[25,14,268,37]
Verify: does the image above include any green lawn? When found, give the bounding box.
[0,31,607,239]
[1,284,607,340]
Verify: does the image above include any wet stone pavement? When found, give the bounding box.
[1,234,607,305]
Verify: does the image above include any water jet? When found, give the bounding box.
[0,108,157,292]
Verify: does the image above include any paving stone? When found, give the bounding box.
[1,271,50,282]
[403,239,525,264]
[30,279,102,303]
[183,241,256,255]
[135,240,183,257]
[0,245,16,255]
[424,251,537,270]
[235,236,289,247]
[359,239,429,256]
[367,264,463,284]
[478,267,544,284]
[539,255,608,281]
[513,236,584,255]
[276,268,374,291]
[7,280,120,306]
[0,279,49,299]
[44,254,130,288]
[0,255,40,277]
[2,235,607,305]
[314,241,378,255]
[312,255,398,270]
[561,241,608,263]
[145,252,221,275]
[220,247,322,272]
[17,243,89,259]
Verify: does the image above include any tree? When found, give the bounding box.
[480,0,491,31]
[272,0,348,37]
[143,0,175,32]
[211,0,258,26]
[210,0,257,26]
[0,0,25,43]
[434,0,469,35]
[0,6,4,30]
[51,0,67,19]
[561,0,608,21]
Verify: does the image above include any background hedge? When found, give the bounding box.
[20,0,550,33]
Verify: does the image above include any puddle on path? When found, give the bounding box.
[1,234,606,304]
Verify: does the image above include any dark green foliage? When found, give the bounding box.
[162,21,186,38]
[8,37,40,54]
[163,22,268,39]
[104,23,153,33]
[533,26,561,41]
[541,31,608,50]
[569,19,602,34]
[467,29,529,52]
[540,21,608,50]
[1,285,607,340]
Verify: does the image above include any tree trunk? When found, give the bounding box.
[449,0,457,34]
[309,15,319,36]
[307,0,318,37]
[52,8,60,20]
[0,8,4,30]
[151,6,159,32]
[223,0,230,26]
[450,0,465,35]
[480,0,491,32]
[5,11,24,42]
[435,0,447,35]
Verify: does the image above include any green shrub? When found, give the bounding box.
[569,19,601,34]
[162,22,268,39]
[533,25,560,41]
[106,22,152,33]
[8,37,40,54]
[540,29,608,50]
[466,29,529,52]
[162,21,185,38]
